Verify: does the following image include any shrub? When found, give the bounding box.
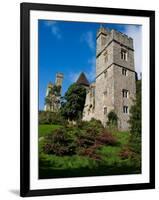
[43,129,76,156]
[44,143,76,156]
[107,111,118,128]
[76,134,95,148]
[75,124,102,149]
[118,147,133,159]
[79,146,101,161]
[42,120,118,159]
[39,111,67,125]
[96,131,117,146]
[77,118,104,134]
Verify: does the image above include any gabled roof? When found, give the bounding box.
[76,72,89,86]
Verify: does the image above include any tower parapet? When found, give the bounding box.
[55,73,64,87]
[110,29,134,50]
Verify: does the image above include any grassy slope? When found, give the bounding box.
[96,131,131,168]
[39,125,140,179]
[39,124,62,138]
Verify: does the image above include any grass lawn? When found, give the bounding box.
[39,124,141,179]
[113,130,130,145]
[39,124,62,138]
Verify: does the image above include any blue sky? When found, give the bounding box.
[38,20,141,110]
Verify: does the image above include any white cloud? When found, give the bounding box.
[123,25,142,77]
[44,20,61,39]
[81,31,95,51]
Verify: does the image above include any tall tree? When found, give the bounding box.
[60,83,86,121]
[128,80,141,154]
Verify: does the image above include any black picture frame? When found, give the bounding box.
[20,2,155,197]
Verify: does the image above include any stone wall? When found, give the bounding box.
[83,26,136,131]
[112,38,135,71]
[96,42,114,77]
[95,65,115,126]
[83,83,95,121]
[113,64,136,130]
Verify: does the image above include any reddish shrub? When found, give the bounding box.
[96,131,117,146]
[79,145,101,161]
[76,130,96,148]
[43,142,76,156]
[43,143,54,154]
[119,148,133,159]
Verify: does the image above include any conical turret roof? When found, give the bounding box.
[76,72,89,86]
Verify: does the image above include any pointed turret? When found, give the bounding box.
[76,72,89,87]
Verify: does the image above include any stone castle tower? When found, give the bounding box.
[55,73,64,87]
[82,26,136,131]
[44,73,64,112]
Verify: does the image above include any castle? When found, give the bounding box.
[44,73,64,112]
[44,26,136,131]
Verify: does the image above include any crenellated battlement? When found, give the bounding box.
[110,29,133,50]
[96,27,134,57]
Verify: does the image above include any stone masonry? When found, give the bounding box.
[82,26,136,131]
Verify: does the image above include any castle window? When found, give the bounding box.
[121,49,127,60]
[122,89,129,98]
[123,106,128,113]
[122,68,127,76]
[104,107,107,115]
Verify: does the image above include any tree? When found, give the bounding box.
[128,80,141,154]
[45,94,58,111]
[45,85,61,111]
[52,85,61,96]
[107,111,118,128]
[60,83,86,121]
